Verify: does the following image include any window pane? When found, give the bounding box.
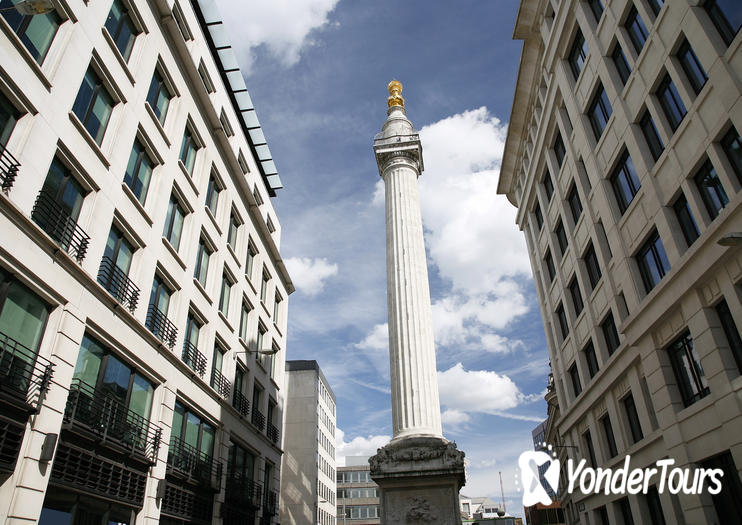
[672,193,700,247]
[640,110,664,162]
[73,334,104,387]
[0,272,49,352]
[568,30,588,80]
[613,45,632,84]
[705,0,742,46]
[0,6,61,64]
[657,74,687,132]
[677,39,707,95]
[626,7,649,54]
[694,160,728,219]
[611,152,641,213]
[100,353,131,404]
[124,140,153,204]
[129,373,154,418]
[721,126,742,185]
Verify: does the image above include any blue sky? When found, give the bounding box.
[221,0,547,515]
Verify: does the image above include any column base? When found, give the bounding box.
[369,436,466,524]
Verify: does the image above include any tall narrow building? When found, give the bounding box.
[280,360,337,525]
[0,0,292,523]
[500,1,742,524]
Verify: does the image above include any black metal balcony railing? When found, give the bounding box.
[63,379,162,464]
[267,422,279,445]
[224,472,262,509]
[210,368,231,399]
[181,341,206,377]
[251,406,265,432]
[167,436,222,491]
[97,256,140,313]
[31,190,90,262]
[146,303,177,349]
[233,390,250,417]
[0,142,20,192]
[263,489,278,516]
[0,331,53,413]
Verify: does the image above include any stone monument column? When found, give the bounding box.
[370,81,465,524]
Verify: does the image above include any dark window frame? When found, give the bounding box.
[588,83,613,140]
[640,109,665,162]
[636,229,670,293]
[612,44,632,84]
[715,299,742,374]
[657,73,687,132]
[625,6,649,54]
[584,341,599,378]
[623,392,644,444]
[672,192,700,247]
[602,311,621,356]
[694,159,729,220]
[569,276,584,316]
[610,150,641,214]
[72,67,116,145]
[677,38,708,96]
[568,30,588,80]
[584,242,602,289]
[667,330,710,407]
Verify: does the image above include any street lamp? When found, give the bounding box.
[234,347,279,356]
[718,232,742,246]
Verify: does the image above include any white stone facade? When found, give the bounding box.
[500,1,742,524]
[0,0,292,523]
[279,360,337,525]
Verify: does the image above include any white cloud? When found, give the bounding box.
[441,409,470,426]
[285,257,338,295]
[438,363,542,423]
[354,323,388,350]
[220,0,341,73]
[336,428,390,467]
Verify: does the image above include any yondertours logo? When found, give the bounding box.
[518,443,725,507]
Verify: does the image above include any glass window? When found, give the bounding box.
[611,151,641,213]
[163,194,185,250]
[645,485,667,525]
[556,302,569,340]
[588,83,612,140]
[625,6,649,54]
[583,429,597,467]
[602,311,620,355]
[544,249,556,282]
[623,392,644,443]
[260,271,270,303]
[617,497,635,525]
[720,126,742,185]
[0,2,61,64]
[193,238,211,287]
[637,230,670,293]
[584,242,602,289]
[148,274,171,315]
[668,331,709,407]
[555,218,568,255]
[179,127,198,175]
[184,313,200,349]
[570,363,582,397]
[0,268,49,354]
[657,74,687,132]
[694,159,729,220]
[273,293,282,322]
[239,302,250,340]
[543,170,554,200]
[101,224,134,275]
[219,274,231,315]
[567,184,582,223]
[600,414,618,457]
[588,0,604,22]
[246,240,257,280]
[205,176,220,216]
[704,0,742,46]
[146,69,172,124]
[569,277,583,315]
[612,44,632,84]
[584,341,599,378]
[534,202,544,230]
[677,38,707,95]
[700,451,742,522]
[672,192,700,247]
[105,0,138,60]
[715,299,742,373]
[123,138,153,204]
[40,158,85,221]
[648,0,664,16]
[554,133,566,168]
[228,212,239,248]
[0,90,20,146]
[72,67,115,145]
[171,401,215,457]
[640,110,664,162]
[568,30,588,80]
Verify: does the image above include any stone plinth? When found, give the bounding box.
[369,437,465,524]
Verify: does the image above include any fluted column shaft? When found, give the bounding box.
[382,154,443,439]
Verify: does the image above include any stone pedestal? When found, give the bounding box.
[370,437,465,524]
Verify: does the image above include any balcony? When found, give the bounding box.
[63,379,162,465]
[0,330,53,414]
[251,406,265,432]
[210,368,231,399]
[224,472,262,509]
[182,341,206,377]
[267,422,279,445]
[31,190,90,262]
[263,489,278,516]
[0,142,19,191]
[166,436,222,491]
[233,390,249,417]
[146,303,177,349]
[98,256,140,313]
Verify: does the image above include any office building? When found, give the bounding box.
[500,0,742,523]
[336,457,380,524]
[280,360,337,525]
[0,0,292,523]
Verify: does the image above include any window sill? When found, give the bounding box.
[144,102,171,147]
[193,277,213,305]
[273,321,283,338]
[161,236,186,270]
[260,300,271,318]
[101,27,135,85]
[218,310,234,332]
[68,112,111,168]
[0,16,52,90]
[245,274,257,295]
[178,159,199,196]
[121,182,153,226]
[204,206,222,236]
[227,244,241,269]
